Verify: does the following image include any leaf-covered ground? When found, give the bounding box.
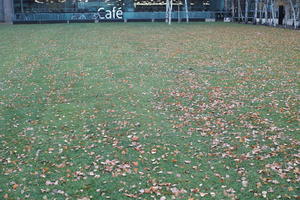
[0,22,299,200]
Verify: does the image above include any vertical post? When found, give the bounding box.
[254,0,258,24]
[270,0,275,26]
[231,0,235,22]
[284,5,288,27]
[21,0,24,13]
[288,0,297,29]
[165,0,173,24]
[264,0,268,25]
[184,0,189,22]
[166,0,169,23]
[245,0,248,23]
[259,0,263,24]
[169,0,173,24]
[3,0,14,24]
[178,3,180,22]
[237,0,241,21]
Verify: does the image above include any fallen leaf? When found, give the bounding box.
[12,184,18,190]
[124,193,138,198]
[151,149,157,154]
[131,136,139,142]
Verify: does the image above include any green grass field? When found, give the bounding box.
[0,22,299,200]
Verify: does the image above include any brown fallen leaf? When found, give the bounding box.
[77,197,90,200]
[56,163,66,168]
[24,145,32,152]
[151,149,157,154]
[256,182,262,188]
[12,184,18,190]
[131,136,139,142]
[200,192,208,197]
[123,193,138,198]
[191,188,200,193]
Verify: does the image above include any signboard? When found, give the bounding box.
[96,7,123,20]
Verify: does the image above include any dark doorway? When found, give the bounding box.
[279,5,284,25]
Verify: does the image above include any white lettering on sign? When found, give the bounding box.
[97,7,123,20]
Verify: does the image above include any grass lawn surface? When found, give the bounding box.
[0,22,299,200]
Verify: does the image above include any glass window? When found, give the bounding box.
[14,0,123,13]
[14,0,215,13]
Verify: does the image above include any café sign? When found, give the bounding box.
[97,7,123,20]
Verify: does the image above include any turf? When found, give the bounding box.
[0,22,299,200]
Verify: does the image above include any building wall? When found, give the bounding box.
[13,0,224,13]
[1,0,14,23]
[11,0,227,22]
[0,0,4,22]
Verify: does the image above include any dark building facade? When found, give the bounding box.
[0,0,14,23]
[0,0,227,23]
[0,1,3,22]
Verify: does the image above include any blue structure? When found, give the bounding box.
[1,0,227,23]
